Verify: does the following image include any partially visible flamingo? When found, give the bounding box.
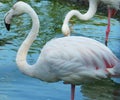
[100,0,120,45]
[4,1,120,100]
[62,0,120,46]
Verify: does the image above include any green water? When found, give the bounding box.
[0,0,120,100]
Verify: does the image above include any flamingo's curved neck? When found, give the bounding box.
[16,6,40,76]
[63,0,98,24]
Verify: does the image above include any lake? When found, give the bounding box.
[0,0,120,100]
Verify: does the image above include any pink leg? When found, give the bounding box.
[71,84,75,100]
[105,6,111,46]
[105,7,117,46]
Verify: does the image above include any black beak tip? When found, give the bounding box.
[5,23,10,31]
[4,19,10,31]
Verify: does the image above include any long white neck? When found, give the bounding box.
[16,6,40,77]
[63,0,98,24]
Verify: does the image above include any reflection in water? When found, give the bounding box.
[0,0,120,100]
[82,79,120,100]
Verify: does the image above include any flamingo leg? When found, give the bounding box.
[105,7,117,46]
[71,84,75,100]
[105,6,111,46]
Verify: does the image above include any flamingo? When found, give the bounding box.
[4,1,120,100]
[62,0,120,46]
[100,0,120,46]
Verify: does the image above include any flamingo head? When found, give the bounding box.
[61,23,71,36]
[4,1,30,31]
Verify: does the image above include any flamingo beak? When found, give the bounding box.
[4,9,14,31]
[4,19,11,31]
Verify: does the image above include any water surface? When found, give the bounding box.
[0,0,120,100]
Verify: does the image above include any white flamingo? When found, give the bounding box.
[62,0,120,46]
[4,1,120,100]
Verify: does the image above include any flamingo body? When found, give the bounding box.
[36,36,119,84]
[101,0,120,9]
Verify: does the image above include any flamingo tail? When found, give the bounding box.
[114,62,120,75]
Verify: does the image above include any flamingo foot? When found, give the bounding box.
[105,40,108,46]
[105,25,110,46]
